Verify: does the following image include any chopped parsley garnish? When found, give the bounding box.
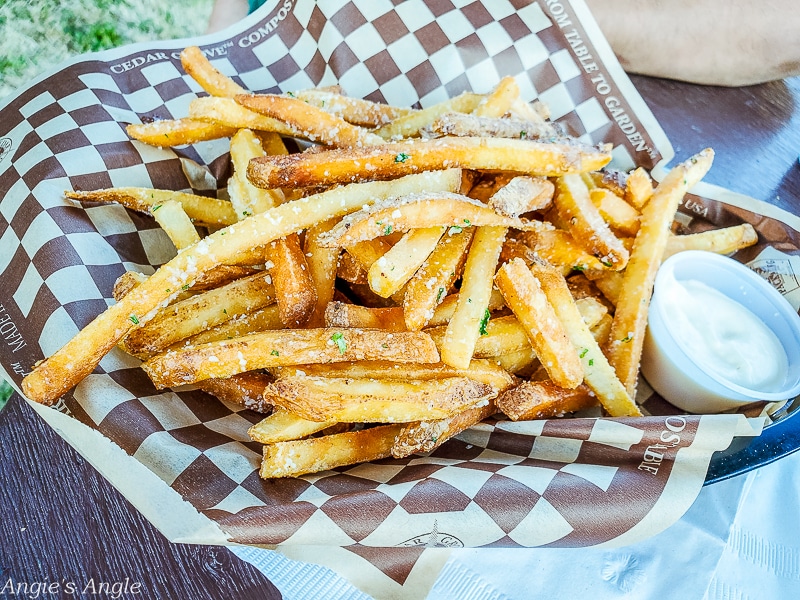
[601,260,613,268]
[478,309,491,336]
[579,348,589,358]
[383,224,393,235]
[572,264,586,272]
[151,204,162,212]
[448,225,463,235]
[394,152,410,163]
[129,314,140,325]
[588,358,595,366]
[182,284,190,291]
[436,287,446,303]
[621,335,632,343]
[270,350,280,356]
[331,332,347,354]
[242,210,252,217]
[519,130,527,139]
[463,219,471,226]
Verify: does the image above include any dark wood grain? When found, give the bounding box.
[1,75,799,598]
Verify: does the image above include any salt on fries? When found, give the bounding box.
[21,45,756,480]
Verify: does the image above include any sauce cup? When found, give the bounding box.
[641,250,800,413]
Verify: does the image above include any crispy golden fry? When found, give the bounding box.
[65,187,238,227]
[319,192,544,248]
[497,380,598,420]
[142,328,440,389]
[247,136,612,188]
[574,296,608,329]
[23,170,462,404]
[248,408,337,444]
[403,227,474,331]
[304,218,341,327]
[182,304,283,347]
[294,88,415,127]
[323,302,406,331]
[368,226,445,298]
[343,238,393,272]
[428,314,530,359]
[236,93,385,147]
[606,149,714,395]
[589,187,641,237]
[492,347,539,375]
[440,225,507,369]
[554,174,629,269]
[121,270,276,358]
[335,251,368,284]
[112,271,149,301]
[392,400,497,458]
[195,371,274,413]
[260,424,404,478]
[266,236,318,327]
[276,358,516,392]
[373,91,484,140]
[625,166,655,210]
[264,375,493,423]
[429,112,561,142]
[488,176,555,218]
[529,260,640,416]
[425,289,505,328]
[189,96,297,136]
[180,46,247,97]
[150,199,200,250]
[586,269,624,306]
[518,228,607,278]
[591,312,613,346]
[664,223,758,259]
[228,128,286,212]
[474,75,520,117]
[494,258,583,388]
[126,118,237,147]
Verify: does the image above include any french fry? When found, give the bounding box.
[264,375,493,423]
[150,199,201,250]
[529,260,640,416]
[497,380,598,420]
[141,328,441,389]
[589,187,641,237]
[440,225,507,369]
[65,187,238,227]
[373,91,485,140]
[266,237,318,327]
[367,226,446,298]
[429,112,561,142]
[494,258,584,388]
[553,174,629,269]
[294,88,415,127]
[474,75,520,118]
[403,227,474,331]
[663,223,758,259]
[121,270,276,358]
[189,96,297,136]
[180,45,247,97]
[259,424,404,478]
[425,288,505,328]
[488,176,555,217]
[195,371,274,413]
[235,93,385,147]
[319,192,543,248]
[248,409,337,444]
[275,358,516,392]
[304,218,341,327]
[606,149,714,395]
[126,118,237,147]
[23,170,462,404]
[323,302,406,331]
[517,228,607,277]
[492,347,539,375]
[625,166,655,210]
[182,304,283,347]
[392,400,497,458]
[247,136,612,189]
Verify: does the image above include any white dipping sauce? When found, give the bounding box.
[665,278,788,390]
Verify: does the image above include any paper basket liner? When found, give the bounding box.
[0,0,788,566]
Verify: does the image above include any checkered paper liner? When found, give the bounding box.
[0,0,788,572]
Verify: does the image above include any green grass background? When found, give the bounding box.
[0,0,216,407]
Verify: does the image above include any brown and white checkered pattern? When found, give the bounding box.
[0,0,771,561]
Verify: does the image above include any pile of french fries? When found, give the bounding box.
[21,46,759,479]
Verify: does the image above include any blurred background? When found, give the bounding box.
[0,0,215,406]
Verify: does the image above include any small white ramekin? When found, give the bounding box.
[641,250,800,413]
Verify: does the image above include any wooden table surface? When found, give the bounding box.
[2,74,799,599]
